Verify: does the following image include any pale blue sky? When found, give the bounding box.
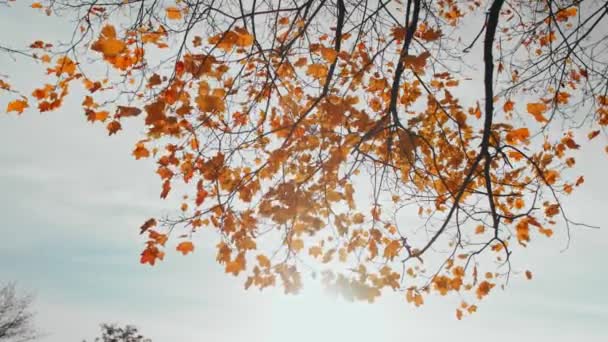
[1,2,607,341]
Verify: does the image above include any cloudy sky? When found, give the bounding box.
[1,2,607,342]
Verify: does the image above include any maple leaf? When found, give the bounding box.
[140,246,164,266]
[308,246,323,258]
[6,99,29,114]
[527,102,548,122]
[140,218,157,234]
[160,180,171,199]
[476,281,494,299]
[116,106,142,118]
[106,120,122,135]
[588,130,600,140]
[319,47,337,63]
[165,7,182,20]
[505,127,530,145]
[225,252,246,275]
[91,25,126,58]
[86,109,109,122]
[176,241,194,255]
[306,63,328,80]
[503,99,514,112]
[383,240,401,261]
[256,254,271,268]
[403,52,431,73]
[132,143,150,159]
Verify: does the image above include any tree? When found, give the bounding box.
[85,323,151,342]
[0,283,37,342]
[2,0,607,317]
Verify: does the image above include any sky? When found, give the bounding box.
[1,2,608,342]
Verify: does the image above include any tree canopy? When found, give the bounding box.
[0,283,37,342]
[2,0,607,318]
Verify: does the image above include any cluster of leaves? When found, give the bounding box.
[2,0,607,318]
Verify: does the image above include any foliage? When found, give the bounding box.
[0,283,37,342]
[2,0,607,317]
[85,324,151,342]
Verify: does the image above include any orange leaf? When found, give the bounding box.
[176,241,194,255]
[476,281,494,299]
[165,6,182,20]
[31,2,43,9]
[403,52,431,73]
[256,254,271,268]
[116,106,142,118]
[91,25,126,58]
[306,63,328,80]
[140,218,157,234]
[383,240,401,260]
[503,99,514,112]
[527,102,548,122]
[505,127,530,145]
[140,246,164,266]
[225,252,246,275]
[320,47,337,63]
[6,99,29,114]
[106,120,122,135]
[132,143,150,159]
[588,130,600,140]
[86,109,109,122]
[160,180,171,199]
